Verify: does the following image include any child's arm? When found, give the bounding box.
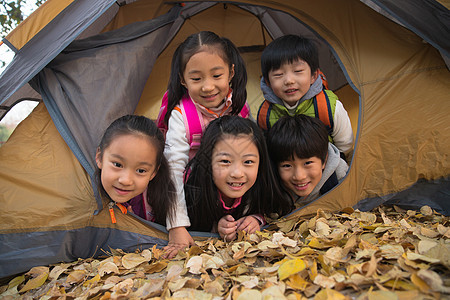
[332,100,354,158]
[163,109,194,257]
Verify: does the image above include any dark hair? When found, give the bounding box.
[95,115,176,225]
[261,34,319,82]
[185,116,292,231]
[267,114,329,165]
[164,31,247,126]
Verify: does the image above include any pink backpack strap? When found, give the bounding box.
[239,102,251,118]
[156,91,169,137]
[179,94,203,155]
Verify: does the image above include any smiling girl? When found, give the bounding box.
[184,116,291,241]
[157,31,251,254]
[95,115,176,225]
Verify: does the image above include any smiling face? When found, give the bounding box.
[211,135,259,204]
[267,59,317,106]
[278,154,325,198]
[96,134,158,203]
[181,48,234,109]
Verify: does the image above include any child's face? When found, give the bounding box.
[181,49,234,109]
[278,154,325,198]
[267,59,317,107]
[212,135,259,203]
[96,134,158,203]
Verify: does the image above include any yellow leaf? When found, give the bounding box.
[308,259,318,281]
[278,258,306,281]
[7,275,24,290]
[411,272,431,293]
[286,273,309,290]
[383,279,416,290]
[144,260,167,274]
[19,272,48,293]
[83,274,101,287]
[308,237,331,249]
[122,253,147,269]
[294,247,316,256]
[367,290,398,300]
[313,288,347,299]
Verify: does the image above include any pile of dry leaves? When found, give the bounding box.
[1,205,449,299]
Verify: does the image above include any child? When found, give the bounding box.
[95,115,176,226]
[185,116,292,241]
[257,34,353,159]
[158,31,251,253]
[267,114,349,207]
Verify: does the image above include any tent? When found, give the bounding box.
[0,0,449,278]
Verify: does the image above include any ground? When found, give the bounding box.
[1,205,449,299]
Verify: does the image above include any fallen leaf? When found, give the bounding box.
[420,206,433,216]
[19,267,49,293]
[66,269,87,285]
[122,253,147,269]
[410,272,430,293]
[186,255,203,274]
[278,258,306,280]
[98,261,119,277]
[314,288,348,299]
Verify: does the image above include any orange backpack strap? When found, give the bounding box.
[313,90,334,136]
[257,100,272,131]
[318,69,329,89]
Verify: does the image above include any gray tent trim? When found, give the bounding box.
[0,211,218,277]
[0,0,117,105]
[368,0,450,56]
[28,5,184,212]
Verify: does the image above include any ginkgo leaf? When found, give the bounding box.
[66,269,87,284]
[314,288,348,300]
[286,273,309,290]
[278,258,306,281]
[48,264,69,281]
[98,261,119,277]
[7,275,24,290]
[144,261,167,273]
[186,256,203,274]
[122,253,147,269]
[19,272,48,293]
[83,274,101,287]
[410,272,431,293]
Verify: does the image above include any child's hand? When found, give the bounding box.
[218,215,238,242]
[163,226,194,259]
[236,216,260,234]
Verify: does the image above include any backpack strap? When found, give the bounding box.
[313,90,334,136]
[320,171,338,195]
[179,94,203,151]
[156,91,170,136]
[318,69,329,89]
[257,100,272,131]
[239,102,250,118]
